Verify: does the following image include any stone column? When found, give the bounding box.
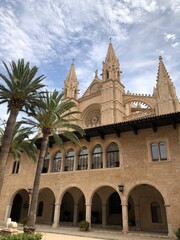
[4,204,12,222]
[102,204,107,227]
[102,146,106,168]
[73,153,78,171]
[165,204,174,237]
[61,152,65,172]
[85,204,91,227]
[73,204,78,225]
[122,203,129,233]
[134,204,141,230]
[88,153,92,170]
[52,203,61,228]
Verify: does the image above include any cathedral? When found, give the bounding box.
[0,42,180,237]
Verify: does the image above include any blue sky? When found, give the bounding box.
[0,0,180,120]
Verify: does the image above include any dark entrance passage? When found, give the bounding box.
[10,194,22,222]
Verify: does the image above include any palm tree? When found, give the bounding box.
[0,59,45,194]
[0,122,37,162]
[23,90,84,233]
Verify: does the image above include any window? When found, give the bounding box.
[107,71,109,80]
[107,142,119,168]
[52,151,62,172]
[37,201,44,217]
[12,160,20,174]
[42,153,50,173]
[65,149,74,171]
[92,144,103,169]
[78,147,88,170]
[151,142,167,161]
[151,201,162,223]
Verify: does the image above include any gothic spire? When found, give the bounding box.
[105,42,118,63]
[66,63,77,83]
[102,42,120,82]
[153,56,179,114]
[63,63,79,99]
[157,56,173,84]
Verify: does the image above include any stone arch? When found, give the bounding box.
[90,185,123,227]
[59,185,85,204]
[124,97,155,110]
[36,187,55,224]
[127,181,167,202]
[127,183,168,233]
[89,184,122,205]
[103,137,121,151]
[59,186,86,225]
[124,97,156,120]
[9,188,30,223]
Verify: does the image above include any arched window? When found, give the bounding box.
[52,151,62,172]
[12,160,20,174]
[151,201,162,223]
[42,153,50,173]
[37,201,44,217]
[151,142,167,161]
[65,149,74,171]
[92,144,102,169]
[107,142,119,168]
[78,147,88,170]
[159,142,167,160]
[151,143,158,161]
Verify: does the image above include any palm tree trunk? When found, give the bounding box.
[24,133,49,233]
[0,108,19,195]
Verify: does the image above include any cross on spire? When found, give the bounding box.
[109,37,112,43]
[72,58,75,64]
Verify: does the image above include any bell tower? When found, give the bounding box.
[101,42,125,124]
[63,62,79,100]
[153,56,180,114]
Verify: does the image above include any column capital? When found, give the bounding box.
[54,203,61,206]
[121,203,128,207]
[85,204,92,207]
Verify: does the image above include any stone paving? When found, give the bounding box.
[33,225,176,240]
[0,224,176,240]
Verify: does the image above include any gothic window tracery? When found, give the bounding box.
[84,108,101,128]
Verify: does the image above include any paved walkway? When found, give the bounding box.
[1,224,175,240]
[33,225,175,240]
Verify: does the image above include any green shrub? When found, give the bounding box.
[0,233,42,240]
[79,220,89,231]
[176,228,180,239]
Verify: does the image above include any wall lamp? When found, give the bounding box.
[118,184,124,193]
[27,188,33,195]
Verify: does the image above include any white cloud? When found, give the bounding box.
[172,42,179,48]
[164,33,176,42]
[0,0,180,111]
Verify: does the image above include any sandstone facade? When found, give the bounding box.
[0,43,180,237]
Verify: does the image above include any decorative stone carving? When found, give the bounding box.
[84,108,101,127]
